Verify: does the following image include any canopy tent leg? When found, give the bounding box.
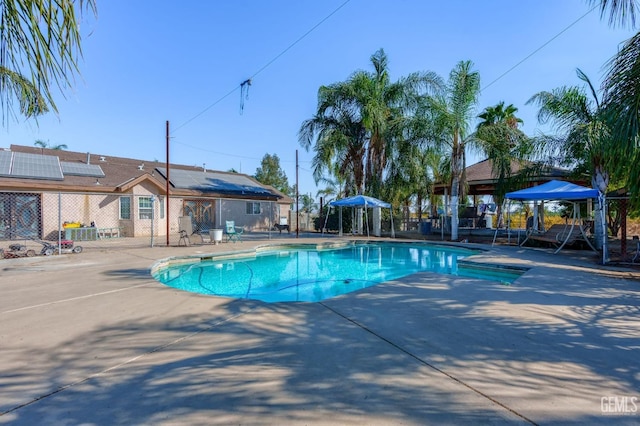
[491,200,507,247]
[518,202,533,247]
[365,207,370,238]
[321,206,331,236]
[390,209,395,238]
[554,202,577,254]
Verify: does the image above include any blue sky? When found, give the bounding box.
[1,1,636,197]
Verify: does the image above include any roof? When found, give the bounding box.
[505,180,599,201]
[433,158,574,195]
[329,195,391,208]
[155,167,273,197]
[0,145,291,202]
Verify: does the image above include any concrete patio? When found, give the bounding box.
[1,237,638,425]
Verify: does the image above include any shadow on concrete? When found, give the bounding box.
[103,268,152,280]
[3,249,640,424]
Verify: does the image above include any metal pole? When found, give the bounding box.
[150,195,156,247]
[58,192,62,255]
[296,149,299,239]
[601,193,608,264]
[269,201,272,240]
[165,120,170,246]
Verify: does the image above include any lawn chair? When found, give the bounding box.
[225,220,244,243]
[178,216,192,246]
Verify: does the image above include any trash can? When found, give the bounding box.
[419,221,432,235]
[210,229,223,245]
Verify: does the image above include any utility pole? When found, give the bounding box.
[296,149,299,239]
[165,121,170,246]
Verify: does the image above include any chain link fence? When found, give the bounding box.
[0,191,291,258]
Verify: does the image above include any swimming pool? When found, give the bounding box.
[152,242,524,303]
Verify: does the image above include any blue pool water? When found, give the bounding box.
[152,242,523,303]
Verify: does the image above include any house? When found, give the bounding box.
[0,144,292,241]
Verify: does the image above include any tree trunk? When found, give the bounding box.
[621,199,627,259]
[450,145,463,241]
[451,176,459,241]
[592,166,609,250]
[403,200,410,231]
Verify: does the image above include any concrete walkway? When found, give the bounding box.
[1,237,639,425]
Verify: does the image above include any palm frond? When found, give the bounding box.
[587,0,639,28]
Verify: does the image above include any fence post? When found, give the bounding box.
[150,195,156,248]
[58,192,62,255]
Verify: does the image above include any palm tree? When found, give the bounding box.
[384,135,429,229]
[34,140,68,150]
[0,68,49,119]
[477,101,523,129]
[474,102,529,209]
[526,69,612,248]
[0,1,97,122]
[589,0,638,27]
[600,35,640,209]
[424,148,450,218]
[299,96,367,196]
[420,60,481,241]
[315,174,346,205]
[346,49,442,197]
[299,49,442,199]
[585,0,640,207]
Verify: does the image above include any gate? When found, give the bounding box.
[0,192,42,239]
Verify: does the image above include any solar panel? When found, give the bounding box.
[0,150,12,176]
[11,152,64,180]
[207,170,272,195]
[162,168,204,188]
[156,167,274,196]
[61,161,105,177]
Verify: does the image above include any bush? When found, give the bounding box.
[315,207,352,232]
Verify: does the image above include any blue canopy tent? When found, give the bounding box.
[326,195,395,238]
[505,180,599,201]
[492,180,601,254]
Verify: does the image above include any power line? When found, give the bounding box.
[171,0,352,134]
[173,2,595,172]
[247,0,352,82]
[481,4,599,92]
[173,137,313,163]
[171,139,263,161]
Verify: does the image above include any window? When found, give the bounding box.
[119,196,131,220]
[246,201,261,215]
[159,196,165,219]
[139,197,153,219]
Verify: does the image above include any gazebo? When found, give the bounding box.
[432,158,576,197]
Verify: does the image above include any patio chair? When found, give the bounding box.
[225,220,244,243]
[178,216,192,247]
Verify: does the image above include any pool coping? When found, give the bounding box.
[150,239,487,275]
[150,240,530,300]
